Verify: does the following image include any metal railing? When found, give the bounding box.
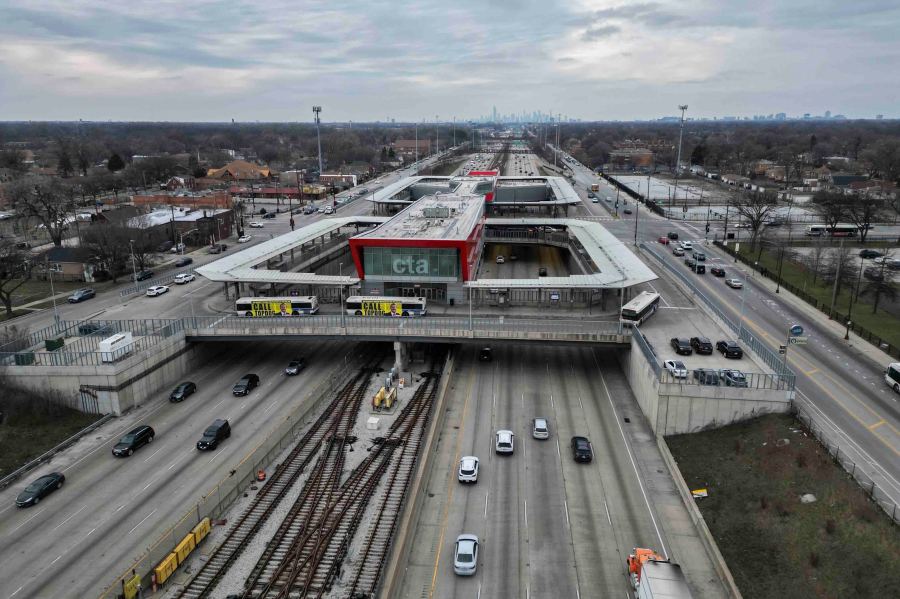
[659,369,791,390]
[640,242,796,388]
[631,326,661,376]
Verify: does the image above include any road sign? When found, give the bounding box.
[789,336,809,345]
[790,324,805,336]
[779,345,787,354]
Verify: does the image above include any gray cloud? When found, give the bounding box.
[581,25,620,41]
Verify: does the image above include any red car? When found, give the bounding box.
[658,236,670,245]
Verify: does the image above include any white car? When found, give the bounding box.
[248,221,264,228]
[495,429,514,454]
[453,534,479,576]
[146,285,169,297]
[458,456,479,483]
[317,206,326,214]
[725,278,743,289]
[680,241,693,251]
[532,418,550,439]
[238,235,252,243]
[174,273,194,284]
[664,360,688,379]
[496,255,505,264]
[324,206,334,215]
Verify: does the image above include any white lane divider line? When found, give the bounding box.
[10,508,45,533]
[143,446,164,463]
[53,505,87,531]
[484,492,489,518]
[127,508,157,535]
[604,501,612,526]
[564,499,570,527]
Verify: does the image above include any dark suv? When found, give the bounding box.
[693,368,720,386]
[133,270,154,281]
[112,425,155,457]
[478,347,493,362]
[670,338,692,355]
[690,336,713,355]
[170,381,197,402]
[196,419,231,450]
[716,340,744,359]
[720,369,748,387]
[571,436,593,463]
[232,373,260,396]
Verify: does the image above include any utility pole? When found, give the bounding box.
[829,237,845,318]
[672,104,688,212]
[415,122,419,175]
[633,203,640,244]
[313,106,323,176]
[435,115,439,155]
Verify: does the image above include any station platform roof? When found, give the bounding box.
[371,175,580,206]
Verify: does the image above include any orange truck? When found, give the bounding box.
[627,548,694,599]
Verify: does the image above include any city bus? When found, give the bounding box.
[344,295,427,317]
[620,291,661,327]
[806,224,858,237]
[235,296,319,317]
[884,363,900,393]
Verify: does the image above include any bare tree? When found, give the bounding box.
[822,245,858,301]
[732,190,778,249]
[804,237,828,286]
[6,177,76,247]
[861,139,900,183]
[81,224,132,282]
[861,252,898,314]
[812,190,847,232]
[0,239,33,318]
[845,192,884,243]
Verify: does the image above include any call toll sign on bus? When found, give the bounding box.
[361,300,403,317]
[345,296,427,317]
[251,299,294,317]
[235,296,320,317]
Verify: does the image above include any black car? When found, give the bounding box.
[175,257,194,267]
[303,205,317,215]
[284,358,306,376]
[693,263,706,274]
[859,249,884,259]
[690,336,713,354]
[670,338,693,355]
[263,212,277,219]
[78,322,112,335]
[716,340,744,359]
[571,436,593,463]
[685,257,696,268]
[478,347,493,362]
[68,288,95,303]
[133,270,154,282]
[710,266,726,277]
[623,208,633,214]
[170,381,197,402]
[112,425,155,457]
[16,472,65,507]
[538,267,547,277]
[667,231,679,240]
[693,368,720,386]
[232,373,260,396]
[196,419,231,450]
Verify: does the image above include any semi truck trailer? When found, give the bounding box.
[628,548,694,599]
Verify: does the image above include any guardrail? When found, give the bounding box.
[660,369,790,390]
[640,242,796,389]
[631,326,662,376]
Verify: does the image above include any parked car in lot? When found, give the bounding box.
[571,436,594,462]
[68,288,95,303]
[174,273,195,284]
[693,368,720,385]
[725,278,743,289]
[532,417,550,439]
[175,257,193,267]
[196,419,231,450]
[690,336,713,354]
[78,322,112,335]
[670,337,692,355]
[146,285,169,297]
[284,358,306,376]
[664,360,688,378]
[248,221,264,228]
[232,373,260,396]
[458,456,479,483]
[495,429,515,454]
[133,270,154,281]
[112,425,155,457]
[720,369,748,387]
[170,381,197,402]
[710,265,726,277]
[238,235,252,243]
[716,340,744,358]
[16,472,65,507]
[453,534,479,576]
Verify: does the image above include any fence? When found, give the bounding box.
[640,242,796,388]
[631,326,661,376]
[659,369,790,390]
[714,240,900,360]
[98,347,366,598]
[793,397,900,525]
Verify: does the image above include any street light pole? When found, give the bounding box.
[339,262,345,328]
[313,106,323,176]
[673,104,688,212]
[633,203,639,245]
[129,239,137,281]
[48,264,60,326]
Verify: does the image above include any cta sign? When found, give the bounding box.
[392,256,429,275]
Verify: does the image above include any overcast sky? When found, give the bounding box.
[1,0,897,122]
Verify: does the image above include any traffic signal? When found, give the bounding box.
[706,224,710,233]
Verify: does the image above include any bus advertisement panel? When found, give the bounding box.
[251,299,295,317]
[361,300,403,317]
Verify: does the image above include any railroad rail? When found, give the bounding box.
[172,356,381,599]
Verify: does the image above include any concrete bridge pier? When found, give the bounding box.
[393,341,409,372]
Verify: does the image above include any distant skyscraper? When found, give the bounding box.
[492,106,497,122]
[824,110,832,118]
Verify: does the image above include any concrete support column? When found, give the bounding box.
[393,340,409,372]
[223,282,230,300]
[233,282,240,298]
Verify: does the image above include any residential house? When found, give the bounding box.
[206,160,272,181]
[40,247,100,282]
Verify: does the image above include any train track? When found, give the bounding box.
[243,365,442,599]
[172,357,380,599]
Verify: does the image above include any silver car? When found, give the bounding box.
[453,534,479,576]
[532,418,550,440]
[458,456,479,483]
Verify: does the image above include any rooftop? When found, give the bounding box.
[355,194,484,241]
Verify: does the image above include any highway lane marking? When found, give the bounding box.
[869,420,887,431]
[143,446,164,462]
[212,398,226,410]
[604,501,612,526]
[591,349,668,558]
[556,438,561,458]
[429,351,476,599]
[10,585,23,597]
[240,403,247,410]
[127,508,157,535]
[804,368,820,376]
[141,481,153,492]
[263,402,276,414]
[564,499,570,527]
[484,493,489,518]
[477,583,482,599]
[85,527,97,538]
[523,499,528,528]
[206,452,222,465]
[10,508,45,533]
[49,555,62,566]
[52,505,86,531]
